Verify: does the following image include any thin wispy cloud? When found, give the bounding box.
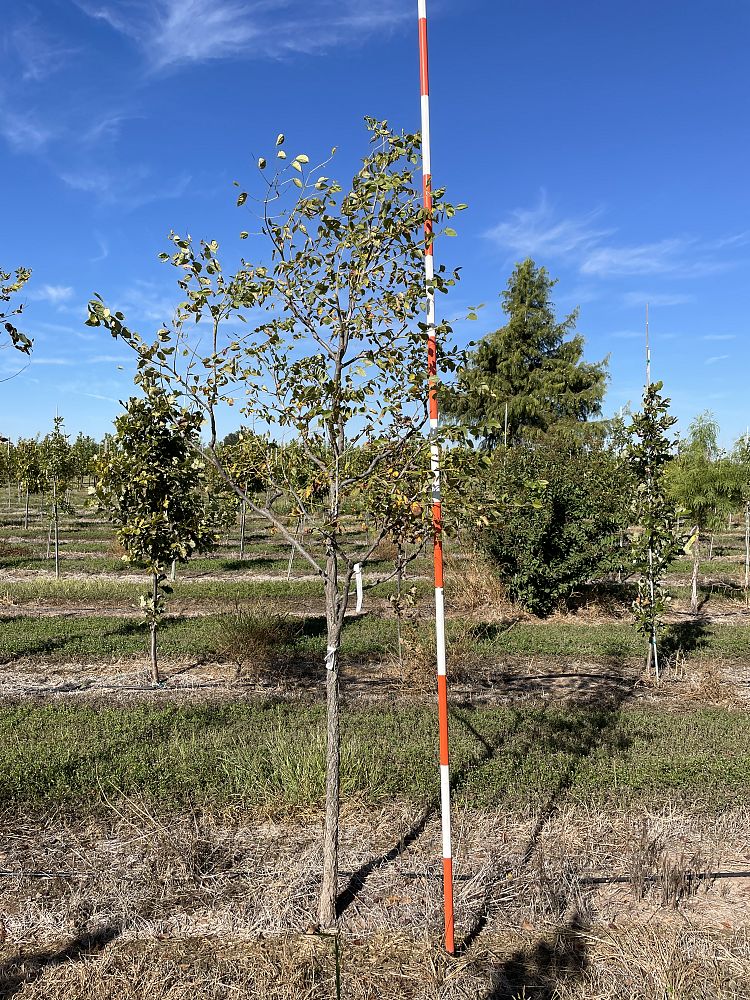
[91,235,110,263]
[76,0,410,72]
[702,333,736,341]
[30,357,76,367]
[83,113,140,145]
[485,192,611,260]
[705,355,730,365]
[88,354,128,363]
[29,285,75,306]
[0,105,55,153]
[8,20,77,82]
[609,330,643,340]
[487,193,745,281]
[59,165,191,209]
[621,291,694,307]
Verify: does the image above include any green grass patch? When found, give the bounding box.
[0,576,433,609]
[0,701,747,811]
[0,613,745,663]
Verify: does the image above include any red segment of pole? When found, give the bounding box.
[417,0,455,956]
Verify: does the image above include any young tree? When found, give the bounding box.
[14,437,43,529]
[86,119,463,926]
[731,434,750,596]
[41,417,74,579]
[1,266,32,354]
[667,413,745,614]
[217,430,275,561]
[625,381,680,680]
[443,259,607,446]
[70,433,99,488]
[93,381,220,683]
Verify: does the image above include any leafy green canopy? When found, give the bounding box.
[478,435,628,616]
[444,259,607,446]
[667,412,745,531]
[86,120,465,585]
[93,382,219,575]
[1,267,32,354]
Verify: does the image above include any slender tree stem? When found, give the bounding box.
[150,573,159,685]
[319,557,342,927]
[52,479,59,580]
[691,537,700,615]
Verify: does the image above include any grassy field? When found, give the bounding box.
[1,495,750,998]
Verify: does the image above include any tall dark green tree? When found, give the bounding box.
[444,259,607,446]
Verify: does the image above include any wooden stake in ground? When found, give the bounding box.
[417,0,455,955]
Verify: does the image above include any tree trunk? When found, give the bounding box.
[708,534,714,561]
[170,559,176,582]
[52,479,59,580]
[318,557,345,928]
[23,485,29,530]
[239,497,246,561]
[651,627,659,684]
[150,573,159,684]
[691,537,700,615]
[744,502,749,597]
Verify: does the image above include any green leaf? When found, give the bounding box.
[292,177,303,188]
[258,157,266,170]
[277,150,287,160]
[276,133,285,146]
[236,192,248,207]
[296,153,309,164]
[444,227,457,237]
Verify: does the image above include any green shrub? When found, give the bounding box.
[480,437,629,616]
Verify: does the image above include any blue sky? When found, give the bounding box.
[2,0,749,446]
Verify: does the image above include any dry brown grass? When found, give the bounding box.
[1,924,749,999]
[445,551,514,620]
[214,603,302,682]
[683,660,738,707]
[2,801,750,998]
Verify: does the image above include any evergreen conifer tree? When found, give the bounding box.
[444,259,607,446]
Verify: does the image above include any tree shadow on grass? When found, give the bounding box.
[0,923,122,998]
[335,708,525,917]
[481,909,590,999]
[661,618,711,658]
[457,661,637,956]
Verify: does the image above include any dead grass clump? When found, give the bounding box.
[371,537,400,563]
[109,539,128,558]
[684,661,735,706]
[445,551,513,619]
[215,604,302,682]
[396,617,492,687]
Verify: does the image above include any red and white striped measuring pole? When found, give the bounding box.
[417,0,455,956]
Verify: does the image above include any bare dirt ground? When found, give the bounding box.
[1,802,749,998]
[0,649,748,713]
